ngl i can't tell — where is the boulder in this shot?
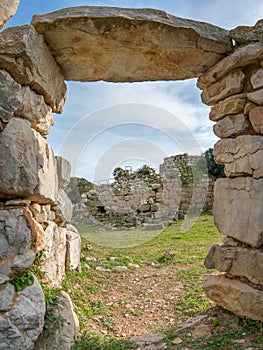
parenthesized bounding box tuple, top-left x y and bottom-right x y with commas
(201, 69, 245, 106)
(249, 106, 263, 134)
(40, 223, 66, 287)
(214, 135, 263, 178)
(209, 94, 246, 122)
(0, 118, 58, 203)
(213, 177, 263, 247)
(0, 275, 45, 350)
(34, 291, 79, 350)
(204, 273, 263, 322)
(213, 113, 252, 138)
(31, 6, 232, 82)
(0, 25, 66, 113)
(65, 224, 81, 270)
(205, 244, 263, 285)
(0, 208, 33, 275)
(0, 283, 15, 311)
(250, 68, 263, 89)
(247, 88, 263, 105)
(230, 19, 263, 45)
(197, 42, 263, 89)
(53, 189, 73, 224)
(0, 0, 19, 29)
(56, 156, 71, 188)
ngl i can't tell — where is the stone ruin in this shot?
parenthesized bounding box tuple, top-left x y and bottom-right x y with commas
(72, 154, 215, 229)
(0, 1, 263, 348)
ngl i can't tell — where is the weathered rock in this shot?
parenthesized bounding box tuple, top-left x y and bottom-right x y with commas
(249, 106, 263, 134)
(213, 177, 263, 247)
(17, 86, 54, 135)
(197, 42, 263, 89)
(0, 283, 15, 311)
(230, 19, 263, 45)
(247, 88, 263, 105)
(213, 113, 252, 138)
(53, 189, 73, 224)
(244, 101, 257, 115)
(0, 118, 58, 203)
(6, 199, 31, 206)
(204, 273, 263, 322)
(0, 70, 54, 134)
(0, 208, 32, 263)
(0, 275, 45, 350)
(34, 291, 79, 350)
(65, 224, 81, 270)
(0, 69, 22, 125)
(205, 244, 263, 285)
(56, 156, 71, 189)
(0, 0, 19, 29)
(192, 324, 212, 340)
(41, 223, 66, 287)
(250, 68, 263, 90)
(209, 94, 246, 121)
(214, 136, 263, 178)
(201, 69, 245, 106)
(0, 25, 66, 113)
(31, 7, 232, 82)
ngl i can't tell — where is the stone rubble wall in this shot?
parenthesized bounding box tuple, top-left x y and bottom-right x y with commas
(198, 19, 263, 322)
(72, 154, 215, 228)
(0, 18, 80, 349)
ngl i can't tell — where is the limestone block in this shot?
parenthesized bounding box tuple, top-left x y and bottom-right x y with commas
(31, 6, 232, 82)
(214, 136, 263, 178)
(250, 68, 263, 89)
(34, 291, 79, 350)
(53, 189, 73, 224)
(230, 19, 263, 45)
(0, 70, 54, 134)
(0, 69, 22, 124)
(201, 69, 245, 106)
(244, 101, 257, 115)
(209, 94, 246, 122)
(213, 113, 251, 138)
(30, 203, 55, 224)
(0, 283, 15, 311)
(41, 223, 66, 287)
(205, 244, 263, 285)
(204, 273, 263, 322)
(247, 88, 263, 105)
(198, 42, 263, 89)
(65, 224, 81, 270)
(17, 86, 54, 135)
(0, 275, 45, 350)
(0, 0, 19, 29)
(0, 118, 58, 203)
(213, 177, 263, 247)
(249, 106, 263, 134)
(56, 156, 71, 188)
(0, 25, 66, 113)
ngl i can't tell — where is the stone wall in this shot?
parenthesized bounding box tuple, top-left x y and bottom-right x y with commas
(0, 6, 80, 349)
(72, 154, 215, 228)
(197, 20, 263, 321)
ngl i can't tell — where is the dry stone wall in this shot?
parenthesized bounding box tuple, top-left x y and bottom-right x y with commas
(0, 9, 80, 349)
(198, 20, 263, 322)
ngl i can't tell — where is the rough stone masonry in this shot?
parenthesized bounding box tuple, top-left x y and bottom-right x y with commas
(0, 1, 262, 348)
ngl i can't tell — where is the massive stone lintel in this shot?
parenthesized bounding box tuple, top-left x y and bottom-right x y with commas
(0, 0, 20, 29)
(31, 6, 232, 82)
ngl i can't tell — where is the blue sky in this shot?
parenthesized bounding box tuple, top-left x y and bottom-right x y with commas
(6, 0, 263, 181)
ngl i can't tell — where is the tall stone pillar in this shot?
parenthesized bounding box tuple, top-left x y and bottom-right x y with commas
(197, 20, 263, 321)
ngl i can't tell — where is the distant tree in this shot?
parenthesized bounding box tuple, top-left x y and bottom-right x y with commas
(197, 148, 225, 179)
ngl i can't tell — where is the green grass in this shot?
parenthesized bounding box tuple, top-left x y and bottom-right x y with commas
(59, 214, 263, 349)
